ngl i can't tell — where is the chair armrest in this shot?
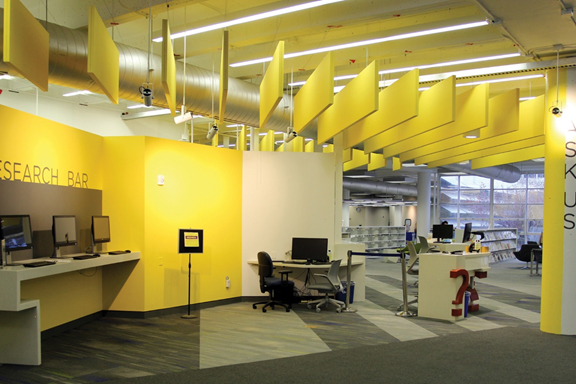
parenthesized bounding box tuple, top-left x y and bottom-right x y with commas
(279, 269, 293, 283)
(312, 273, 339, 291)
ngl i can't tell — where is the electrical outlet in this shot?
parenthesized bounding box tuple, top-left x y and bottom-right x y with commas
(225, 276, 231, 288)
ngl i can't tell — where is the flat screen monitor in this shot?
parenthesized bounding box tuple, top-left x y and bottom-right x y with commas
(432, 224, 453, 241)
(52, 215, 78, 247)
(92, 216, 111, 244)
(291, 237, 328, 262)
(462, 222, 473, 242)
(0, 215, 33, 252)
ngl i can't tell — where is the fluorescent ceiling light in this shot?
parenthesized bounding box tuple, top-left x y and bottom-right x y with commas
(154, 0, 343, 42)
(127, 104, 150, 109)
(455, 74, 544, 87)
(378, 53, 521, 75)
(63, 90, 92, 97)
(289, 53, 521, 87)
(520, 96, 537, 101)
(226, 124, 244, 127)
(418, 74, 545, 91)
(231, 20, 489, 67)
(0, 74, 13, 80)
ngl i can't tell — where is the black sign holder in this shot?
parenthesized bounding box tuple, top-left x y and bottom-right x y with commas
(178, 229, 204, 319)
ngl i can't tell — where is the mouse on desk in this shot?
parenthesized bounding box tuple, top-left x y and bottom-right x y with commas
(125, 250, 131, 253)
(93, 254, 100, 257)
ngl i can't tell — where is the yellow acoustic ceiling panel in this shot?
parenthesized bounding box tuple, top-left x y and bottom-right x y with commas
(219, 30, 229, 123)
(427, 136, 545, 168)
(260, 41, 284, 129)
(294, 52, 334, 133)
(426, 95, 544, 167)
(343, 149, 370, 172)
(260, 130, 276, 152)
(471, 144, 545, 169)
(161, 19, 176, 115)
(88, 6, 119, 104)
(397, 83, 489, 162)
(344, 69, 419, 149)
(3, 0, 49, 91)
(343, 148, 353, 163)
(415, 89, 520, 165)
(305, 140, 316, 152)
(392, 157, 402, 171)
(317, 61, 379, 144)
(368, 153, 387, 171)
(323, 144, 334, 153)
(237, 126, 247, 151)
(364, 76, 455, 154)
(276, 143, 285, 152)
(292, 137, 305, 152)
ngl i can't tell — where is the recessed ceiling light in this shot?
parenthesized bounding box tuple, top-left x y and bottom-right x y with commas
(62, 90, 92, 97)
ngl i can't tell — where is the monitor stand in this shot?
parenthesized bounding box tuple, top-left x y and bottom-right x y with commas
(52, 247, 62, 259)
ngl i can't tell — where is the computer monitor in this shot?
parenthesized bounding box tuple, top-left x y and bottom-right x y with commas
(0, 215, 33, 261)
(462, 222, 473, 242)
(432, 224, 453, 241)
(91, 216, 110, 247)
(291, 237, 328, 263)
(52, 215, 77, 257)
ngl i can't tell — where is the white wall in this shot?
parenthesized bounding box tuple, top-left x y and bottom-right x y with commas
(242, 151, 336, 296)
(365, 207, 390, 226)
(0, 88, 184, 139)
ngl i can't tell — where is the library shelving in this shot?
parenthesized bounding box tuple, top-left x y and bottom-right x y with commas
(342, 226, 406, 252)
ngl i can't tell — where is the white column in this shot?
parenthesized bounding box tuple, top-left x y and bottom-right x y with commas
(333, 133, 344, 243)
(417, 171, 432, 237)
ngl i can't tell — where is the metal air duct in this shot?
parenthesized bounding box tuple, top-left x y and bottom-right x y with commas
(343, 178, 418, 197)
(0, 10, 290, 130)
(441, 163, 522, 183)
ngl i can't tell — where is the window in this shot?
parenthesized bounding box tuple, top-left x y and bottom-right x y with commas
(439, 173, 544, 247)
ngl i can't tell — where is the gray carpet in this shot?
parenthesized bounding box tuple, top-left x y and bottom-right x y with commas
(111, 327, 576, 384)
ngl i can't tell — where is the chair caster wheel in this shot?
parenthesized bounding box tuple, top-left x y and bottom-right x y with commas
(336, 308, 342, 313)
(307, 305, 312, 309)
(270, 305, 275, 310)
(262, 308, 266, 313)
(286, 308, 290, 312)
(252, 304, 257, 309)
(316, 307, 321, 313)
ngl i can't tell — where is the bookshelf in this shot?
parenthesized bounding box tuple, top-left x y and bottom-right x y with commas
(342, 226, 406, 253)
(479, 228, 518, 262)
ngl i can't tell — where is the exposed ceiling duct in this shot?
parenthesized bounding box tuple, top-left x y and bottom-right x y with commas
(0, 9, 291, 130)
(343, 177, 418, 197)
(441, 163, 522, 183)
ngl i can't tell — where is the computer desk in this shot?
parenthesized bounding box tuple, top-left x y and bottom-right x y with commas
(248, 259, 366, 301)
(0, 252, 140, 365)
(418, 251, 490, 321)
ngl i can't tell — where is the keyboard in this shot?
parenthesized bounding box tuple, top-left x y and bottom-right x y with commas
(108, 251, 129, 255)
(311, 261, 332, 265)
(24, 261, 56, 267)
(284, 260, 307, 264)
(73, 254, 100, 260)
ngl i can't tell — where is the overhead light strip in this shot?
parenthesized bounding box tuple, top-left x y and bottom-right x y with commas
(417, 74, 545, 91)
(230, 20, 489, 67)
(288, 53, 521, 86)
(153, 0, 344, 42)
(62, 90, 93, 97)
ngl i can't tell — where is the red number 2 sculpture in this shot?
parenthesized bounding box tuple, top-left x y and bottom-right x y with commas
(450, 269, 470, 317)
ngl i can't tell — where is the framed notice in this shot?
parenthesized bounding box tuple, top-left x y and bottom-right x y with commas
(178, 229, 204, 254)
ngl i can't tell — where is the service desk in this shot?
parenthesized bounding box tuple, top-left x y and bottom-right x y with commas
(418, 252, 490, 321)
(430, 242, 469, 253)
(248, 259, 366, 301)
(0, 252, 140, 365)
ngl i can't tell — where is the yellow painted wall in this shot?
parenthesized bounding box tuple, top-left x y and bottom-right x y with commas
(143, 138, 243, 310)
(102, 137, 146, 311)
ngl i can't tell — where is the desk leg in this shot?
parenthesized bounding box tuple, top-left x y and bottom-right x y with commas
(0, 305, 41, 365)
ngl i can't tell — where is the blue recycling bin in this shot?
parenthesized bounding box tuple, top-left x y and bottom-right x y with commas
(336, 281, 355, 304)
(464, 291, 471, 317)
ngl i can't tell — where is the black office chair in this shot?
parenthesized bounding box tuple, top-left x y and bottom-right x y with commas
(513, 243, 541, 270)
(253, 251, 294, 313)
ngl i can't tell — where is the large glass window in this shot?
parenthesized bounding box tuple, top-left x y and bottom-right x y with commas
(439, 173, 544, 247)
